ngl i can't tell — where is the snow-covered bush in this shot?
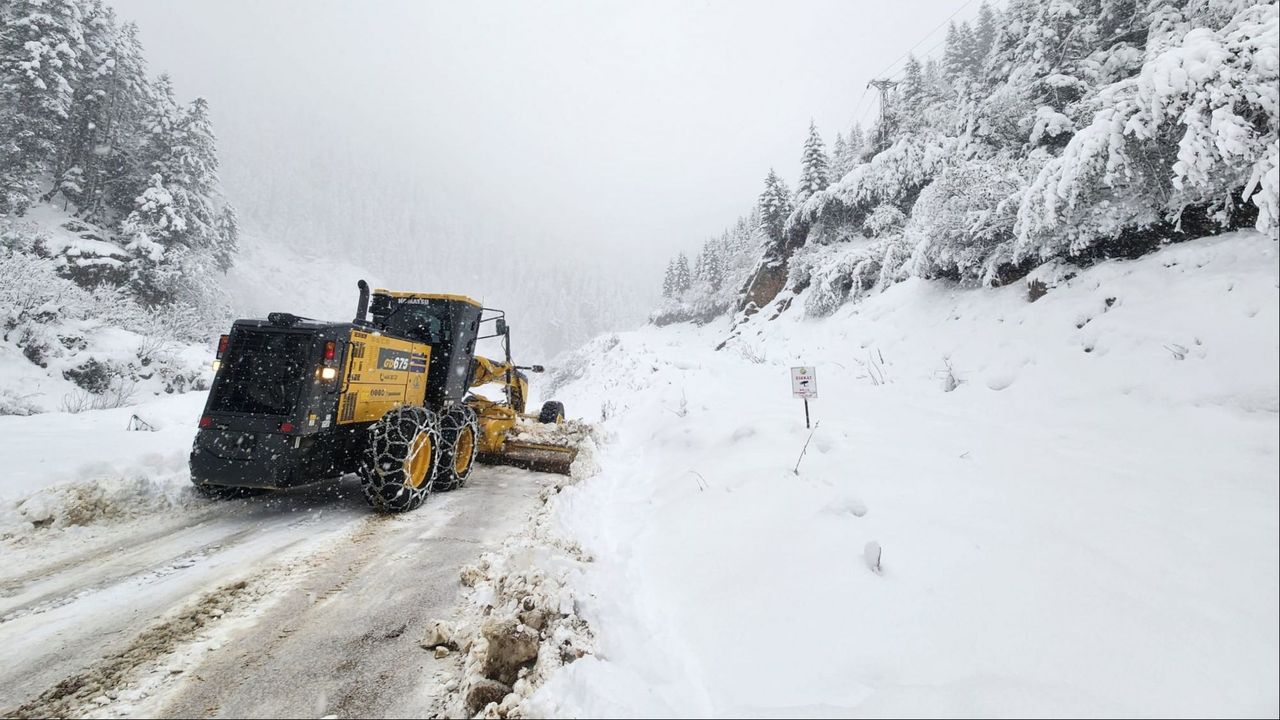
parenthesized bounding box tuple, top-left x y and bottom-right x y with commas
(864, 204, 906, 238)
(0, 387, 39, 416)
(908, 157, 1035, 284)
(791, 238, 903, 318)
(0, 249, 87, 341)
(1, 235, 215, 412)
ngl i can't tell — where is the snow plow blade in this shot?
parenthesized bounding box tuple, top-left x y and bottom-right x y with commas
(478, 441, 577, 475)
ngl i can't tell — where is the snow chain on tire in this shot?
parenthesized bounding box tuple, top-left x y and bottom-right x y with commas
(359, 405, 442, 513)
(434, 405, 480, 492)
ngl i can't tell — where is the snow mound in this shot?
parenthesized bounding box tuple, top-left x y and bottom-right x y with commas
(0, 393, 208, 538)
(507, 418, 598, 450)
(434, 439, 601, 718)
(3, 469, 198, 539)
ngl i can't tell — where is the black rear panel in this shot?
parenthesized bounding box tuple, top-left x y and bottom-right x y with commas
(209, 329, 313, 416)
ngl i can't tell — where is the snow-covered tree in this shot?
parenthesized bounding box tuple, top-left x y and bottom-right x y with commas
(846, 123, 865, 163)
(672, 252, 692, 294)
(757, 169, 793, 246)
(0, 0, 85, 213)
(831, 133, 850, 181)
(973, 1, 1000, 73)
(1016, 2, 1280, 259)
(698, 238, 728, 290)
(797, 121, 830, 202)
(899, 55, 926, 118)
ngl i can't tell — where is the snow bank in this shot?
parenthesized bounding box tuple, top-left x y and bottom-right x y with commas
(0, 393, 207, 537)
(431, 440, 602, 718)
(532, 232, 1279, 717)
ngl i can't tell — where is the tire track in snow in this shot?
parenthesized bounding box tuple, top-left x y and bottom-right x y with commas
(1, 515, 385, 720)
(0, 507, 223, 598)
(0, 503, 336, 625)
(0, 528, 255, 625)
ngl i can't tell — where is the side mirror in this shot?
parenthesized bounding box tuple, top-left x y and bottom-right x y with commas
(531, 365, 545, 373)
(495, 318, 508, 336)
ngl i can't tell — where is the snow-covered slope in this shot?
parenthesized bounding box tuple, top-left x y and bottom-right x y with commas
(530, 232, 1279, 717)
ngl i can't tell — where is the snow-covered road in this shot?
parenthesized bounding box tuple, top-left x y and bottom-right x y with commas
(0, 445, 548, 718)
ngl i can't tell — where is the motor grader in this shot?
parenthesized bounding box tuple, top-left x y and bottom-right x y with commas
(189, 281, 576, 512)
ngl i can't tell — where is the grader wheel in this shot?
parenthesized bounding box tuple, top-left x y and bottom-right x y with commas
(434, 405, 480, 492)
(359, 405, 441, 513)
(537, 401, 565, 424)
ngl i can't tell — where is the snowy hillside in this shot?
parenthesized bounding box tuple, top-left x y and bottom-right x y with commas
(657, 1, 1278, 330)
(528, 231, 1278, 717)
(0, 204, 378, 414)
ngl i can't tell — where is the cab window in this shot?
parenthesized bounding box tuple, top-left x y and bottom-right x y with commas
(379, 304, 450, 345)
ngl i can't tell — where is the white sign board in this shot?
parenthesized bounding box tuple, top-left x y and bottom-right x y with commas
(791, 366, 818, 399)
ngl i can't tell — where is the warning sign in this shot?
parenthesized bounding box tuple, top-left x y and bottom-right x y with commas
(791, 366, 818, 399)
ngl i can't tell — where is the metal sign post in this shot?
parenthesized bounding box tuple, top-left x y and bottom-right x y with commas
(790, 366, 818, 428)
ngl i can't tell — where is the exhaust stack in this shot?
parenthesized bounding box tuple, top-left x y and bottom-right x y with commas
(355, 279, 370, 325)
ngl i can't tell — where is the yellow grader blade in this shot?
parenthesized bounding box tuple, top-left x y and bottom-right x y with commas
(478, 441, 577, 475)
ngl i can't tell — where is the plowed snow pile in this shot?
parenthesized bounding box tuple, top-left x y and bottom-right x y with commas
(528, 232, 1279, 717)
(428, 436, 602, 718)
(0, 393, 207, 539)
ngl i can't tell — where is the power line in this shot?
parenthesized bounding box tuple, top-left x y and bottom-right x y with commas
(887, 34, 952, 81)
(870, 0, 977, 80)
(845, 86, 872, 132)
(838, 0, 981, 138)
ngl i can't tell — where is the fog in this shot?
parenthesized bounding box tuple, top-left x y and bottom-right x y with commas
(111, 0, 971, 352)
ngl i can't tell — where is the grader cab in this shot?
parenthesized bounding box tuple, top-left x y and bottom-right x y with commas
(189, 281, 578, 513)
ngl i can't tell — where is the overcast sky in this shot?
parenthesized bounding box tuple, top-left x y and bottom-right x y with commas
(112, 0, 978, 274)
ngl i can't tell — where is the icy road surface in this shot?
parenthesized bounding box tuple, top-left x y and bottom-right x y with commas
(0, 399, 548, 718)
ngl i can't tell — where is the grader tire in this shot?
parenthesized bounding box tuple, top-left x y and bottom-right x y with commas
(434, 405, 480, 492)
(537, 401, 565, 424)
(359, 405, 441, 513)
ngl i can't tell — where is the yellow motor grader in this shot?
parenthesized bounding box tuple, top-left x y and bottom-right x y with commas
(189, 281, 576, 512)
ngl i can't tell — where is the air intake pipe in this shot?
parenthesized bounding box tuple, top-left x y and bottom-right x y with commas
(355, 279, 370, 326)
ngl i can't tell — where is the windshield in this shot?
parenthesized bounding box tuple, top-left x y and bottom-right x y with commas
(376, 303, 450, 345)
(208, 330, 312, 416)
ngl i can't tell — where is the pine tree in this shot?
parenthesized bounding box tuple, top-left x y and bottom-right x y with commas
(49, 0, 113, 206)
(899, 54, 926, 116)
(662, 259, 676, 298)
(213, 204, 239, 272)
(0, 0, 85, 213)
(92, 19, 151, 219)
(704, 239, 727, 290)
(673, 253, 692, 294)
(972, 2, 999, 81)
(943, 21, 981, 87)
(846, 123, 865, 163)
(831, 133, 850, 180)
(757, 169, 793, 246)
(797, 120, 830, 202)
